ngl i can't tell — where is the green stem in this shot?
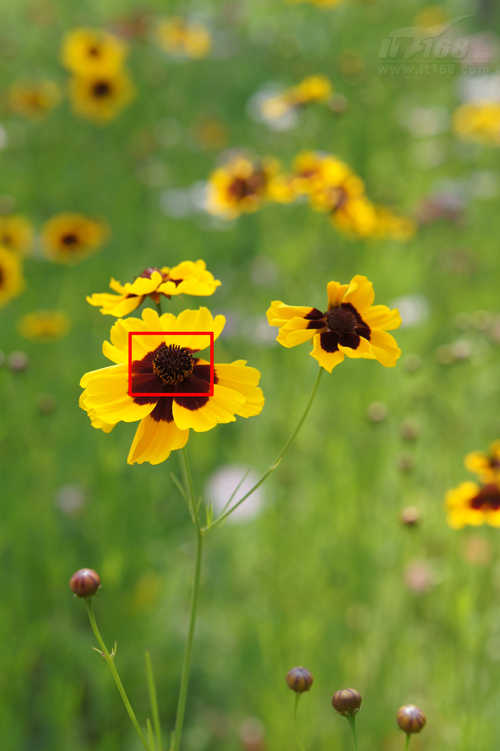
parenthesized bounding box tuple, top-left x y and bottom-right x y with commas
(171, 448, 204, 751)
(346, 715, 359, 751)
(155, 300, 163, 316)
(403, 734, 411, 751)
(85, 599, 151, 751)
(293, 694, 306, 751)
(146, 651, 163, 751)
(203, 367, 324, 532)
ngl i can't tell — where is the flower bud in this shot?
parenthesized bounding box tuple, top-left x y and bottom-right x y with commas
(396, 705, 426, 734)
(286, 667, 313, 693)
(69, 568, 101, 598)
(331, 688, 362, 716)
(400, 506, 419, 527)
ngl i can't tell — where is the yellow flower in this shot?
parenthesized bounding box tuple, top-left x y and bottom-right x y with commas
(156, 18, 211, 59)
(41, 213, 109, 264)
(8, 79, 61, 120)
(446, 481, 500, 529)
(0, 215, 34, 255)
(267, 275, 401, 372)
(79, 307, 264, 465)
(453, 102, 500, 147)
(286, 75, 333, 106)
(373, 208, 417, 242)
(206, 155, 280, 219)
(0, 246, 25, 307)
(69, 69, 135, 123)
(61, 28, 128, 75)
(414, 5, 449, 31)
(18, 310, 71, 342)
(87, 261, 221, 317)
(465, 441, 500, 484)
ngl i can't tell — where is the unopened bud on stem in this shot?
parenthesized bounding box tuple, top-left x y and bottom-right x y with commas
(286, 667, 313, 693)
(331, 688, 362, 716)
(70, 568, 101, 598)
(396, 705, 426, 734)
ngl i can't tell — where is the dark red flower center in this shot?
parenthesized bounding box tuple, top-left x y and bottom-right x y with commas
(139, 267, 163, 279)
(61, 233, 79, 246)
(470, 484, 500, 511)
(152, 344, 194, 386)
(228, 171, 266, 201)
(326, 306, 358, 335)
(92, 81, 111, 98)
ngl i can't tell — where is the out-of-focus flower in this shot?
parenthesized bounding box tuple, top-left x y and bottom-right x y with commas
(366, 401, 388, 422)
(61, 28, 128, 75)
(390, 295, 429, 329)
(192, 117, 228, 150)
(8, 79, 61, 120)
(453, 101, 500, 147)
(206, 154, 279, 219)
(18, 310, 71, 342)
(416, 192, 465, 225)
(286, 0, 344, 7)
(0, 246, 25, 307)
(239, 718, 265, 751)
(41, 213, 109, 264)
(56, 484, 85, 514)
(8, 351, 29, 372)
(414, 5, 449, 30)
(446, 481, 500, 529)
(257, 75, 332, 128)
(69, 69, 135, 123)
(400, 507, 419, 526)
(87, 261, 221, 317)
(404, 560, 434, 593)
(462, 534, 493, 566)
(79, 308, 264, 465)
(465, 441, 500, 484)
(0, 215, 33, 254)
(205, 465, 264, 522)
(156, 18, 211, 59)
(267, 275, 401, 372)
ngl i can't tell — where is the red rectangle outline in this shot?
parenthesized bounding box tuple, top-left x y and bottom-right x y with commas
(128, 331, 214, 398)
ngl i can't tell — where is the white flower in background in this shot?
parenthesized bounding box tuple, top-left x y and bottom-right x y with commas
(404, 106, 449, 137)
(247, 87, 299, 131)
(205, 464, 264, 523)
(391, 294, 430, 328)
(56, 485, 85, 514)
(458, 72, 500, 103)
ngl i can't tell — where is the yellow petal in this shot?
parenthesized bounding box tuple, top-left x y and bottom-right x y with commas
(127, 415, 189, 465)
(310, 334, 345, 372)
(369, 329, 401, 367)
(172, 383, 245, 432)
(342, 275, 375, 313)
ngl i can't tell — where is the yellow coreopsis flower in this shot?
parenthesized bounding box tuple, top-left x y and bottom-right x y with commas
(8, 80, 61, 120)
(287, 75, 332, 106)
(0, 246, 25, 307)
(61, 28, 128, 75)
(465, 441, 500, 484)
(79, 307, 264, 465)
(156, 18, 211, 59)
(87, 261, 221, 317)
(267, 275, 401, 372)
(446, 481, 500, 529)
(206, 155, 280, 219)
(41, 213, 109, 264)
(453, 101, 500, 147)
(69, 69, 135, 123)
(0, 215, 34, 255)
(18, 310, 71, 342)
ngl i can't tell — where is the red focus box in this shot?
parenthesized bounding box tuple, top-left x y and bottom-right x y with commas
(128, 331, 215, 398)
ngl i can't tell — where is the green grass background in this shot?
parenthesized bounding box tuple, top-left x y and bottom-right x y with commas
(1, 0, 500, 749)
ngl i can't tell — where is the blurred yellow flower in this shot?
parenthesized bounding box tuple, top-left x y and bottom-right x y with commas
(87, 261, 221, 317)
(446, 481, 500, 529)
(286, 0, 344, 6)
(0, 246, 25, 307)
(453, 102, 500, 147)
(267, 275, 402, 372)
(61, 28, 128, 75)
(18, 311, 71, 342)
(69, 69, 135, 123)
(156, 18, 211, 59)
(79, 308, 264, 465)
(414, 6, 449, 31)
(42, 213, 109, 264)
(465, 441, 500, 484)
(373, 208, 417, 242)
(259, 75, 332, 125)
(206, 155, 280, 219)
(0, 215, 34, 255)
(8, 79, 61, 120)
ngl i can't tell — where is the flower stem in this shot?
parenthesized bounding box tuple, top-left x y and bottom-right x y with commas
(403, 734, 411, 751)
(85, 599, 151, 751)
(293, 694, 306, 751)
(346, 715, 359, 751)
(155, 300, 163, 316)
(203, 367, 324, 531)
(170, 447, 204, 751)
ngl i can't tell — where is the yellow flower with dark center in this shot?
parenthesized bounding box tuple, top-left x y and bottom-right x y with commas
(156, 18, 211, 59)
(79, 308, 264, 465)
(0, 246, 25, 307)
(206, 155, 279, 218)
(0, 215, 34, 255)
(18, 311, 71, 342)
(8, 80, 61, 120)
(69, 69, 135, 123)
(453, 102, 500, 147)
(465, 441, 500, 484)
(446, 481, 500, 529)
(267, 275, 401, 372)
(61, 28, 128, 75)
(87, 261, 221, 317)
(42, 213, 109, 264)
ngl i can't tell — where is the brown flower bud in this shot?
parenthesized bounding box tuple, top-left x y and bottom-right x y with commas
(396, 705, 426, 734)
(400, 506, 419, 527)
(286, 667, 313, 693)
(69, 568, 101, 598)
(331, 688, 362, 716)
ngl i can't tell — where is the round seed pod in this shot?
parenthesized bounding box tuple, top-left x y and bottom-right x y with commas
(69, 568, 101, 598)
(396, 705, 426, 734)
(331, 688, 362, 716)
(286, 667, 313, 693)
